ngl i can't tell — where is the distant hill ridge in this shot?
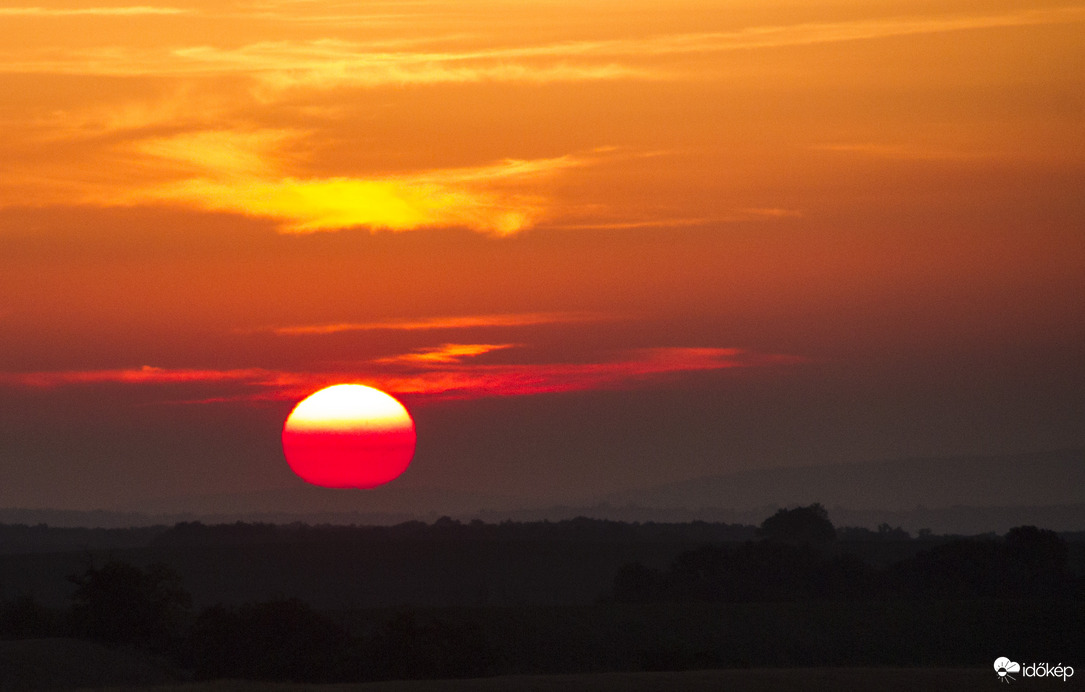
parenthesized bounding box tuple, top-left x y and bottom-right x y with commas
(1, 450, 1081, 532)
(604, 449, 1085, 512)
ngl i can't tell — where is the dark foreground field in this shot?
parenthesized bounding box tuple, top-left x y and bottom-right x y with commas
(0, 638, 1008, 692)
(170, 668, 1037, 692)
(90, 669, 1042, 691)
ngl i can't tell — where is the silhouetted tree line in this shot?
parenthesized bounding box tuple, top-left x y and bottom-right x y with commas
(0, 559, 494, 683)
(0, 523, 168, 554)
(609, 506, 1081, 603)
(151, 516, 758, 546)
(0, 508, 1081, 682)
(5, 514, 1079, 555)
(182, 599, 490, 681)
(0, 518, 759, 556)
(836, 523, 914, 541)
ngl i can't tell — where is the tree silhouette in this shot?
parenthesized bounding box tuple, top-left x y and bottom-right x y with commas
(68, 560, 191, 653)
(1003, 525, 1070, 596)
(0, 594, 60, 639)
(758, 503, 836, 545)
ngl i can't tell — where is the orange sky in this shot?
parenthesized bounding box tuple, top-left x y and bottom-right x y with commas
(1, 0, 1083, 510)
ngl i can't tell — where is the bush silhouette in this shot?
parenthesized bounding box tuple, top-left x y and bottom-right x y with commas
(68, 560, 190, 653)
(1002, 526, 1071, 597)
(0, 594, 61, 639)
(758, 503, 836, 545)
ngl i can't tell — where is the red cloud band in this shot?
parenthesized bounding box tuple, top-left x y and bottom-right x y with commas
(0, 347, 802, 402)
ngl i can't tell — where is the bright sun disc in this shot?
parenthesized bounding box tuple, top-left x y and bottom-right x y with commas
(282, 384, 416, 488)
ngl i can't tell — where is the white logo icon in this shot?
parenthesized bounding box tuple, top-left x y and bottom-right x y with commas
(995, 657, 1021, 683)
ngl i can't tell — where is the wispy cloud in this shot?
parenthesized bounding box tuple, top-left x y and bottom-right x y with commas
(138, 160, 573, 235)
(0, 119, 594, 235)
(0, 347, 803, 402)
(6, 4, 1070, 232)
(117, 130, 586, 234)
(214, 0, 450, 28)
(170, 40, 654, 89)
(3, 6, 1081, 84)
(375, 343, 517, 365)
(552, 208, 802, 231)
(268, 312, 600, 335)
(0, 6, 189, 16)
(0, 39, 655, 84)
(631, 6, 1085, 55)
(0, 365, 273, 387)
(551, 217, 711, 231)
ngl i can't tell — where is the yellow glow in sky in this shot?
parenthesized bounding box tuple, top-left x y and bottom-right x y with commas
(2, 0, 1081, 236)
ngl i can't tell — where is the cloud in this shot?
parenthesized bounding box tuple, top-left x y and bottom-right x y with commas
(552, 208, 802, 231)
(0, 6, 189, 16)
(136, 129, 286, 177)
(3, 6, 1082, 84)
(119, 130, 585, 234)
(268, 312, 600, 335)
(9, 4, 1069, 231)
(1, 114, 593, 234)
(375, 343, 518, 365)
(0, 38, 656, 84)
(630, 6, 1085, 55)
(551, 217, 711, 231)
(325, 346, 804, 399)
(0, 365, 273, 387)
(146, 175, 537, 235)
(171, 40, 655, 89)
(0, 347, 803, 403)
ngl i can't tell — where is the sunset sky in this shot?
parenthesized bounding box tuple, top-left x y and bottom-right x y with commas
(1, 0, 1083, 512)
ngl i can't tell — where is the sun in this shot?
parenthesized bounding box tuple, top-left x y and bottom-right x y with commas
(282, 384, 416, 488)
